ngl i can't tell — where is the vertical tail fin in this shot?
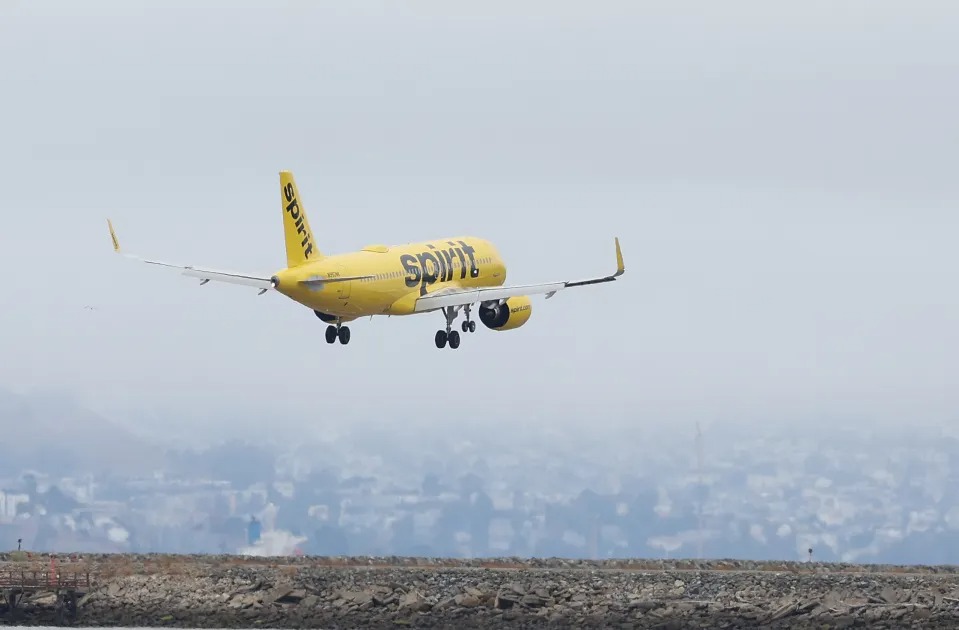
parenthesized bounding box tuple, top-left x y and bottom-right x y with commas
(280, 170, 322, 267)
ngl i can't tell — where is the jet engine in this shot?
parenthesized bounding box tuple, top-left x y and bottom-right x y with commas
(478, 296, 533, 331)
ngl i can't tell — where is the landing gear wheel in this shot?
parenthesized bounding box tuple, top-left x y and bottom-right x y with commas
(468, 321, 476, 333)
(325, 325, 337, 344)
(435, 330, 448, 349)
(448, 330, 461, 349)
(338, 326, 351, 345)
(461, 321, 469, 333)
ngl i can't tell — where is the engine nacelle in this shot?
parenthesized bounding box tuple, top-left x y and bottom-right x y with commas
(479, 296, 533, 331)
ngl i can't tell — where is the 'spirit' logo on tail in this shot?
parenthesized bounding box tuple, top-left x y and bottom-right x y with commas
(284, 183, 314, 260)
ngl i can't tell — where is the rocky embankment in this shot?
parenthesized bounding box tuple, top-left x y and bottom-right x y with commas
(3, 554, 959, 627)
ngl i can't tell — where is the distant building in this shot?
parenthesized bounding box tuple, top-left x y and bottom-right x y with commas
(247, 516, 261, 545)
(0, 492, 30, 524)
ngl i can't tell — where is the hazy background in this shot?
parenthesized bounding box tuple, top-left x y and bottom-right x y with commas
(1, 0, 958, 444)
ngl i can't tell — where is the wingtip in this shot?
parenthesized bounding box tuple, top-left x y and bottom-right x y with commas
(614, 236, 625, 276)
(107, 218, 120, 253)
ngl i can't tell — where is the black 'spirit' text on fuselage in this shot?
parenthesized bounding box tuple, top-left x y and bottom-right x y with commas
(401, 241, 479, 295)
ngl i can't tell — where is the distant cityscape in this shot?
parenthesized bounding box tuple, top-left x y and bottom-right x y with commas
(3, 386, 959, 565)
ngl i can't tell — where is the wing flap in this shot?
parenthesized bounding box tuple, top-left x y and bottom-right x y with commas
(413, 282, 566, 312)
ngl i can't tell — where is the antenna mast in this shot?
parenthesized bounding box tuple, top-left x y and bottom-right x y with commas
(695, 422, 704, 559)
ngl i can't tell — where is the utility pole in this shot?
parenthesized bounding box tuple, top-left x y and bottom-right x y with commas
(695, 422, 704, 560)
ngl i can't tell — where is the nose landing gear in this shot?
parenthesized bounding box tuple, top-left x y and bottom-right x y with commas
(460, 305, 477, 333)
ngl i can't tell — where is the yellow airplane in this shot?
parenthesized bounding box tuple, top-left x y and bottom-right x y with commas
(107, 171, 625, 349)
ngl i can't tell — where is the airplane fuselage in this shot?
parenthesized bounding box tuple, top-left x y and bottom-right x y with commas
(270, 236, 507, 320)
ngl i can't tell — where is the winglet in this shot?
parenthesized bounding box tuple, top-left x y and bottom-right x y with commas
(561, 237, 625, 289)
(613, 237, 625, 277)
(108, 219, 121, 253)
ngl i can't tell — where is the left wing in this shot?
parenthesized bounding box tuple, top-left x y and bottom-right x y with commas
(413, 237, 625, 312)
(107, 219, 277, 294)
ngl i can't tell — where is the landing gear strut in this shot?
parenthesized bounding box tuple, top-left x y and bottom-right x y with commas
(325, 319, 350, 345)
(435, 306, 462, 349)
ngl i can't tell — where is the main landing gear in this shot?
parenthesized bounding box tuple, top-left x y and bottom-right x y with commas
(435, 305, 476, 349)
(325, 321, 350, 345)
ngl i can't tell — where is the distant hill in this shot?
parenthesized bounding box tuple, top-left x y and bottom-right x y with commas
(0, 387, 165, 477)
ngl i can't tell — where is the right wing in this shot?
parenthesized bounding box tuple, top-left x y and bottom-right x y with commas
(412, 237, 626, 312)
(107, 219, 277, 294)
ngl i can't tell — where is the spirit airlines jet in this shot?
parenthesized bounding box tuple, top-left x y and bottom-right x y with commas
(107, 171, 625, 349)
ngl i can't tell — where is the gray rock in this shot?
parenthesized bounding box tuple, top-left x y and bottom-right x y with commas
(4, 553, 959, 627)
(453, 593, 481, 607)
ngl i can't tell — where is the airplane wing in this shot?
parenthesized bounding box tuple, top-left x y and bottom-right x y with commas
(299, 274, 376, 287)
(412, 237, 625, 312)
(107, 219, 277, 294)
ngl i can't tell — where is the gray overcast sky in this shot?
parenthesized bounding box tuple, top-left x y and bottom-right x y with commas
(1, 1, 958, 438)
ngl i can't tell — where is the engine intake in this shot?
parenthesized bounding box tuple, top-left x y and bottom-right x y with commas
(479, 296, 533, 331)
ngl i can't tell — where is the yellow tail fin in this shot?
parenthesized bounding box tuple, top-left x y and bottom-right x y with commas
(280, 170, 321, 267)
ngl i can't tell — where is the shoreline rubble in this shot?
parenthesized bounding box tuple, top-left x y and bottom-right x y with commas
(1, 554, 958, 627)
